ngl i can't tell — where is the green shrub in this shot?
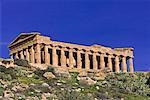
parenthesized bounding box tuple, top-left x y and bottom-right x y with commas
(14, 59, 31, 67)
(103, 73, 150, 96)
(33, 69, 46, 78)
(56, 89, 94, 100)
(18, 77, 44, 85)
(47, 66, 54, 72)
(0, 65, 7, 72)
(0, 87, 4, 96)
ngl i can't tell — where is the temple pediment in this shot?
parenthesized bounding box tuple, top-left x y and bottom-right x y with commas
(9, 32, 40, 47)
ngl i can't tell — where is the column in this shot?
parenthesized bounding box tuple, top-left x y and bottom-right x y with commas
(115, 55, 120, 73)
(45, 45, 50, 64)
(52, 47, 57, 66)
(20, 50, 24, 59)
(36, 44, 41, 64)
(77, 50, 82, 69)
(26, 48, 30, 62)
(61, 48, 66, 67)
(100, 53, 105, 69)
(129, 57, 134, 73)
(93, 53, 97, 70)
(16, 52, 19, 59)
(122, 56, 127, 73)
(107, 54, 112, 71)
(10, 54, 13, 59)
(69, 49, 74, 68)
(85, 51, 90, 70)
(31, 46, 35, 63)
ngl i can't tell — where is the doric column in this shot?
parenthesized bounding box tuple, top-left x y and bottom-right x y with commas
(61, 48, 66, 67)
(115, 55, 120, 73)
(10, 54, 13, 59)
(77, 50, 82, 69)
(100, 53, 105, 69)
(16, 52, 19, 59)
(52, 47, 57, 66)
(129, 57, 134, 73)
(20, 50, 24, 59)
(107, 54, 112, 71)
(85, 51, 90, 70)
(122, 56, 127, 73)
(36, 44, 41, 64)
(93, 53, 97, 70)
(69, 49, 74, 68)
(31, 46, 35, 63)
(45, 45, 50, 64)
(26, 48, 30, 61)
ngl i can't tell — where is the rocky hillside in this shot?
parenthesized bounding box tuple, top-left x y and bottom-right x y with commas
(0, 59, 150, 100)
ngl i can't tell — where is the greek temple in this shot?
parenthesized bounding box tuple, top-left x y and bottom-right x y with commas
(8, 32, 134, 73)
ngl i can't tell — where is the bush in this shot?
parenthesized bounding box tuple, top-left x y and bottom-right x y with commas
(47, 66, 54, 72)
(0, 72, 12, 81)
(0, 65, 7, 72)
(0, 86, 4, 96)
(33, 69, 46, 78)
(18, 77, 44, 85)
(14, 59, 31, 67)
(56, 89, 94, 100)
(103, 73, 150, 96)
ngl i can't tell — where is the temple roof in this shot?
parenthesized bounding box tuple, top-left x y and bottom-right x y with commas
(8, 32, 40, 47)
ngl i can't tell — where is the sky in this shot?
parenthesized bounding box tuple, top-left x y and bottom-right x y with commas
(0, 0, 150, 71)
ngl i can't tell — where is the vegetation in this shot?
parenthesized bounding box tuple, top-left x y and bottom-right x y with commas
(0, 63, 149, 100)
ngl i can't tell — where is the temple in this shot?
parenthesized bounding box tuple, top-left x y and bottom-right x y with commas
(8, 32, 134, 73)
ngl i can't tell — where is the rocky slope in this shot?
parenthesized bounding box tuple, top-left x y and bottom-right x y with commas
(0, 59, 150, 100)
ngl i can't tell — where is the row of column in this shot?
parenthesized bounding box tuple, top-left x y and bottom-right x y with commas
(45, 46, 134, 73)
(10, 44, 41, 64)
(10, 44, 134, 73)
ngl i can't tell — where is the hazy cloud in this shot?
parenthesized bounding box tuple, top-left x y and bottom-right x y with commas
(0, 42, 9, 45)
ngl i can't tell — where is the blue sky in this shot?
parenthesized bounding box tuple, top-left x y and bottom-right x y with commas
(0, 0, 150, 71)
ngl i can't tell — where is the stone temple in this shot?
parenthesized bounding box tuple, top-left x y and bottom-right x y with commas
(8, 32, 134, 73)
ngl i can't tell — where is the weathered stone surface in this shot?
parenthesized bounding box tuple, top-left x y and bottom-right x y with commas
(53, 67, 71, 78)
(30, 63, 48, 70)
(4, 90, 14, 98)
(93, 68, 111, 81)
(42, 83, 49, 87)
(41, 93, 57, 100)
(43, 72, 55, 79)
(78, 77, 97, 86)
(78, 70, 88, 77)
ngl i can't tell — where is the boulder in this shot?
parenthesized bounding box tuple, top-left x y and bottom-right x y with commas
(4, 90, 14, 98)
(11, 84, 28, 92)
(43, 72, 55, 80)
(53, 67, 71, 79)
(78, 77, 97, 86)
(93, 68, 111, 81)
(30, 63, 48, 70)
(42, 83, 49, 88)
(41, 93, 57, 100)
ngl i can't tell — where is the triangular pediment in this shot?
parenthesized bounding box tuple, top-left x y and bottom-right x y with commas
(9, 32, 40, 47)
